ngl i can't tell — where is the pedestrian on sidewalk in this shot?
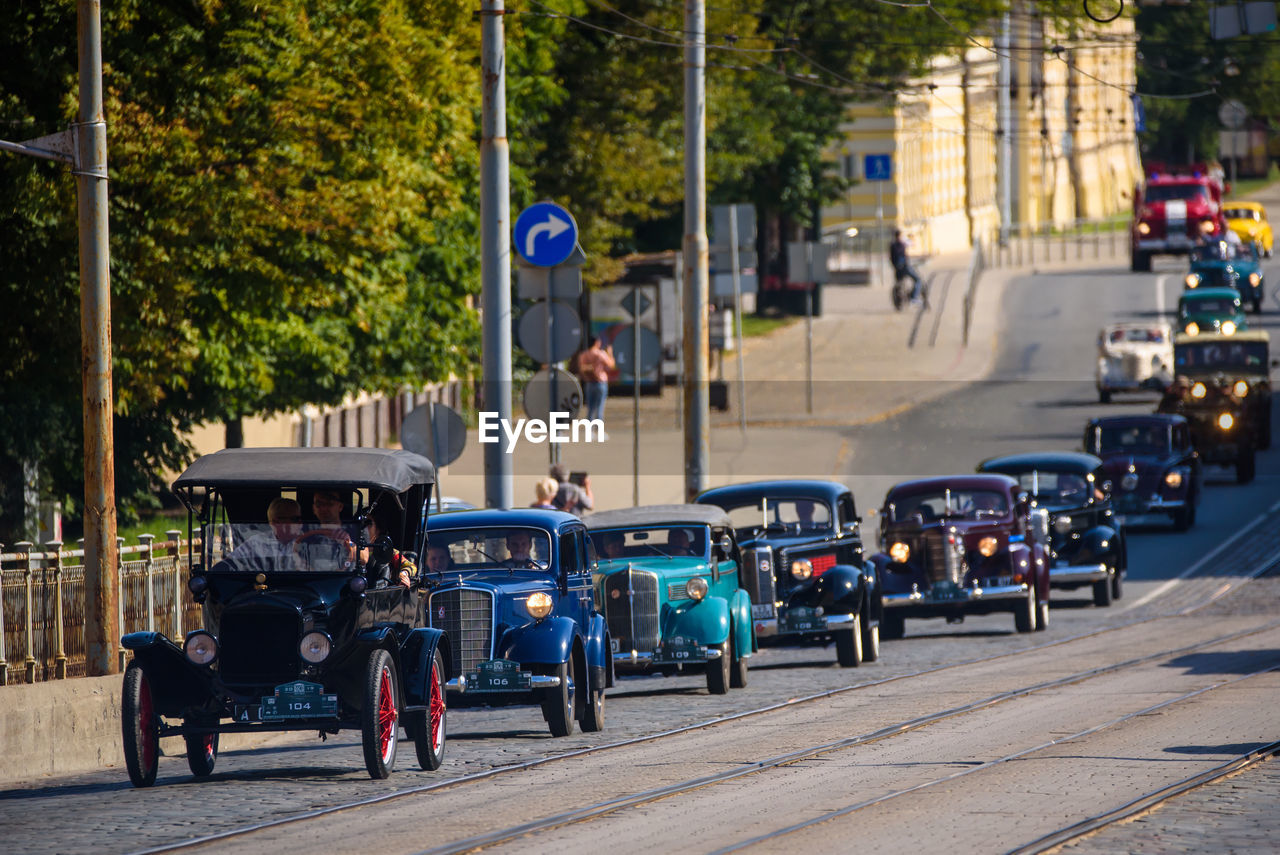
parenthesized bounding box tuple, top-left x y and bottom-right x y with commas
(576, 336, 616, 434)
(550, 462, 593, 518)
(530, 477, 559, 509)
(890, 229, 925, 305)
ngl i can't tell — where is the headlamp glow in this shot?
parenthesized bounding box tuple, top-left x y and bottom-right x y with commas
(889, 542, 910, 563)
(978, 537, 998, 557)
(685, 577, 709, 600)
(526, 591, 554, 619)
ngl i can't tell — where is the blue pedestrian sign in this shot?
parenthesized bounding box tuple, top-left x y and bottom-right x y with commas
(864, 154, 892, 182)
(514, 202, 578, 267)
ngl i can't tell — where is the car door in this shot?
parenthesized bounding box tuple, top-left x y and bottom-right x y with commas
(561, 529, 593, 629)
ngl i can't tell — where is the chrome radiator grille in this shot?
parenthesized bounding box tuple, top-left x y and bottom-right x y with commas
(742, 547, 775, 606)
(429, 587, 494, 676)
(603, 569, 660, 653)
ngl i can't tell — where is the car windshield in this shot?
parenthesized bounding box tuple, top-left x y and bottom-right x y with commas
(1004, 470, 1093, 505)
(204, 520, 361, 574)
(1174, 340, 1269, 370)
(1224, 208, 1261, 221)
(1145, 184, 1208, 203)
(719, 497, 833, 534)
(1107, 327, 1167, 344)
(1180, 298, 1238, 316)
(890, 489, 1008, 522)
(590, 526, 707, 560)
(1191, 242, 1235, 261)
(1092, 424, 1168, 455)
(424, 527, 551, 574)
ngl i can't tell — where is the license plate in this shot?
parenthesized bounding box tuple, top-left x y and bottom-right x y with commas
(932, 584, 967, 601)
(778, 606, 825, 633)
(659, 636, 706, 662)
(232, 704, 261, 722)
(261, 681, 338, 720)
(751, 603, 776, 619)
(467, 659, 532, 692)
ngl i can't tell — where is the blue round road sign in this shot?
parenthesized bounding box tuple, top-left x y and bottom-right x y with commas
(514, 202, 578, 267)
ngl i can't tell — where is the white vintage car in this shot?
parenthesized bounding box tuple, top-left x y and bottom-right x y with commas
(1096, 323, 1174, 403)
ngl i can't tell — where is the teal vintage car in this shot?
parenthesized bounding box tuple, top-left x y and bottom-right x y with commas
(585, 505, 756, 694)
(1185, 240, 1264, 313)
(1176, 286, 1248, 337)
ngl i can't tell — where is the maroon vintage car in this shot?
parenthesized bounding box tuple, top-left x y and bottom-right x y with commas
(1084, 414, 1200, 530)
(870, 474, 1052, 638)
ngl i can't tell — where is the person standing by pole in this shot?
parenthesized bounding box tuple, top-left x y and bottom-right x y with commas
(576, 336, 616, 438)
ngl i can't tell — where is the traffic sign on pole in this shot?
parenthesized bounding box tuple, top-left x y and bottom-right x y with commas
(523, 367, 583, 421)
(517, 300, 583, 364)
(864, 154, 892, 181)
(514, 202, 578, 267)
(401, 402, 468, 467)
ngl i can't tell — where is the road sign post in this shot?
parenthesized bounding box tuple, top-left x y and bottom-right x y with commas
(865, 154, 892, 289)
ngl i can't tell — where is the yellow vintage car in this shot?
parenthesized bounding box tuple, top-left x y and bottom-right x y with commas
(1223, 201, 1273, 257)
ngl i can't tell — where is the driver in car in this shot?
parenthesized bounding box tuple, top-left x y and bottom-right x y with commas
(667, 529, 697, 556)
(225, 497, 304, 572)
(505, 531, 539, 569)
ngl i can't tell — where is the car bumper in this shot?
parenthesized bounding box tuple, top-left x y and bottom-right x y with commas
(1137, 237, 1194, 253)
(612, 646, 723, 666)
(1049, 562, 1109, 585)
(444, 673, 562, 694)
(1113, 494, 1187, 515)
(753, 610, 857, 639)
(882, 582, 1028, 608)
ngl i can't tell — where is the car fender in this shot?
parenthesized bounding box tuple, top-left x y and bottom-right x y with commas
(662, 597, 731, 647)
(398, 627, 449, 709)
(810, 564, 865, 615)
(1078, 525, 1120, 565)
(860, 562, 883, 626)
(729, 588, 757, 655)
(121, 631, 213, 717)
(582, 612, 613, 691)
(497, 616, 578, 668)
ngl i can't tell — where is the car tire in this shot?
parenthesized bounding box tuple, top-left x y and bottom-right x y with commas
(1111, 569, 1124, 601)
(410, 648, 447, 771)
(1035, 599, 1050, 632)
(1098, 388, 1112, 404)
(860, 611, 880, 663)
(1131, 251, 1151, 273)
(184, 729, 218, 777)
(122, 662, 159, 788)
(835, 614, 863, 667)
(881, 612, 906, 641)
(579, 653, 606, 732)
(1253, 298, 1263, 315)
(1172, 503, 1193, 532)
(1258, 413, 1272, 450)
(1093, 574, 1113, 607)
(541, 658, 576, 737)
(729, 629, 749, 689)
(1014, 587, 1036, 633)
(706, 640, 731, 694)
(1237, 446, 1257, 484)
(361, 649, 399, 779)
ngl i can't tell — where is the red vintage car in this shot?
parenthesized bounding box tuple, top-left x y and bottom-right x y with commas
(1130, 163, 1225, 272)
(870, 474, 1052, 639)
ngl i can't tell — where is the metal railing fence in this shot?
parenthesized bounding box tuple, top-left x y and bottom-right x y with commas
(982, 218, 1127, 270)
(0, 532, 201, 685)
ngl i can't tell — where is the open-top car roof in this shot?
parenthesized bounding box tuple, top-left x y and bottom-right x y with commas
(173, 447, 436, 493)
(979, 451, 1102, 476)
(585, 504, 733, 530)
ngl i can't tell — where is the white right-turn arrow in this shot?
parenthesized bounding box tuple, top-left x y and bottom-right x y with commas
(525, 213, 572, 259)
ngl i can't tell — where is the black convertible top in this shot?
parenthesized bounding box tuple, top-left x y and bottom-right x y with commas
(172, 447, 436, 493)
(585, 504, 733, 530)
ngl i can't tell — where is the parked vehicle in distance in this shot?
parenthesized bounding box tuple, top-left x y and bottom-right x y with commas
(870, 474, 1052, 637)
(1185, 239, 1264, 313)
(696, 480, 880, 667)
(585, 505, 756, 694)
(977, 452, 1125, 606)
(1095, 322, 1174, 403)
(423, 509, 611, 737)
(1176, 286, 1247, 336)
(1223, 201, 1273, 257)
(1158, 331, 1274, 483)
(122, 447, 448, 787)
(1084, 414, 1201, 531)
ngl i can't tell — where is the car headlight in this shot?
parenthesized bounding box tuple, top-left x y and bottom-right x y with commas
(299, 631, 332, 664)
(889, 542, 910, 563)
(526, 591, 554, 619)
(1218, 412, 1235, 430)
(1191, 382, 1207, 399)
(1053, 515, 1073, 534)
(1164, 471, 1183, 488)
(1121, 473, 1139, 491)
(1200, 219, 1217, 234)
(1250, 272, 1261, 285)
(685, 577, 709, 601)
(1222, 321, 1237, 336)
(184, 631, 218, 665)
(1185, 273, 1200, 288)
(790, 560, 813, 580)
(978, 536, 999, 557)
(1186, 321, 1200, 335)
(1234, 380, 1249, 397)
(1138, 222, 1151, 235)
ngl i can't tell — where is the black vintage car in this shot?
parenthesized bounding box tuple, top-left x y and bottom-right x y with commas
(978, 452, 1126, 606)
(1084, 414, 1200, 530)
(696, 480, 881, 667)
(1157, 331, 1273, 484)
(120, 448, 449, 786)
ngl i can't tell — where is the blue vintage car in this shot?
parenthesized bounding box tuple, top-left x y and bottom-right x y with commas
(423, 509, 611, 737)
(696, 480, 880, 667)
(978, 452, 1126, 607)
(585, 505, 756, 694)
(1185, 239, 1264, 313)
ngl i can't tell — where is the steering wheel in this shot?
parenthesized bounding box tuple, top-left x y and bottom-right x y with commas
(292, 529, 354, 571)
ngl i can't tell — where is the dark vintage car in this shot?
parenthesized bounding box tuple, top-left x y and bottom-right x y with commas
(695, 480, 881, 667)
(585, 505, 756, 694)
(978, 452, 1126, 606)
(423, 509, 611, 737)
(871, 474, 1052, 637)
(1185, 239, 1264, 313)
(121, 448, 449, 787)
(1083, 414, 1201, 530)
(1157, 331, 1273, 484)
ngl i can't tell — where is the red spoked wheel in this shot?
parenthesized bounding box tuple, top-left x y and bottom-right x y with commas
(185, 729, 219, 777)
(122, 661, 160, 787)
(412, 649, 447, 771)
(361, 649, 399, 779)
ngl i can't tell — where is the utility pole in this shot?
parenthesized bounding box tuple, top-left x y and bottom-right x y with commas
(682, 0, 710, 502)
(0, 1, 120, 675)
(480, 0, 514, 509)
(997, 11, 1013, 245)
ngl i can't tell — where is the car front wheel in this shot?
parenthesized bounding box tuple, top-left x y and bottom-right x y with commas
(410, 649, 447, 771)
(729, 629, 749, 689)
(541, 658, 576, 737)
(1093, 574, 1113, 607)
(881, 612, 906, 640)
(579, 655, 606, 732)
(184, 729, 218, 777)
(706, 640, 731, 694)
(860, 608, 880, 663)
(122, 662, 159, 788)
(361, 649, 399, 779)
(1014, 587, 1036, 633)
(835, 614, 863, 667)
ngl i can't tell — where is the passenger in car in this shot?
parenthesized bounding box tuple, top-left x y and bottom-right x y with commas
(364, 508, 416, 588)
(224, 497, 304, 572)
(425, 544, 454, 574)
(599, 532, 625, 559)
(667, 528, 697, 556)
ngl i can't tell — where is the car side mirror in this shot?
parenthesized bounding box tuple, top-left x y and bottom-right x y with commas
(718, 533, 733, 555)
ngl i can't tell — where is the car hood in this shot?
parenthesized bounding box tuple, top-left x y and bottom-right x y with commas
(597, 556, 711, 578)
(1100, 453, 1171, 494)
(427, 573, 558, 598)
(736, 530, 837, 551)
